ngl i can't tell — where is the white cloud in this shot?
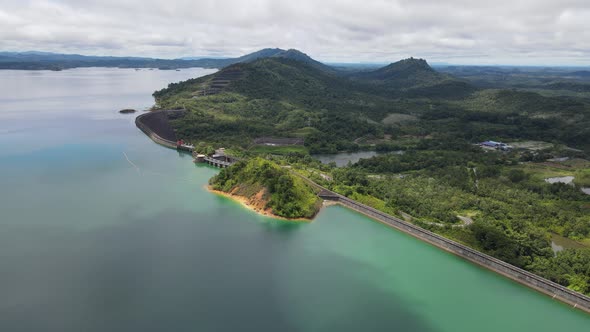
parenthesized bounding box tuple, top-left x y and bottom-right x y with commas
(0, 0, 589, 65)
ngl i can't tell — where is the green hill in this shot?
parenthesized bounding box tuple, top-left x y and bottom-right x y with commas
(209, 158, 322, 219)
(153, 58, 397, 152)
(353, 58, 437, 83)
(153, 53, 590, 154)
(351, 58, 476, 98)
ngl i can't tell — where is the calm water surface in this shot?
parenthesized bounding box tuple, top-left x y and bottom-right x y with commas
(1, 68, 589, 331)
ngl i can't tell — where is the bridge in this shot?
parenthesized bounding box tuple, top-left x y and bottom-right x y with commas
(203, 156, 233, 168)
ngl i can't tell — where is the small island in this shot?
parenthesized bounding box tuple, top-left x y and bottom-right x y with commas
(119, 108, 137, 114)
(208, 158, 322, 220)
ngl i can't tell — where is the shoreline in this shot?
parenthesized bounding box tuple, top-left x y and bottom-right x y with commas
(327, 198, 590, 314)
(135, 121, 590, 314)
(206, 185, 314, 222)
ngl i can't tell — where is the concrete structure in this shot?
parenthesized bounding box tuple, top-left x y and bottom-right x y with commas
(194, 154, 206, 163)
(136, 111, 236, 168)
(203, 155, 232, 168)
(135, 111, 181, 150)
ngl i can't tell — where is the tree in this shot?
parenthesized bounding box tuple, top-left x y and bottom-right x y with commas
(507, 169, 527, 183)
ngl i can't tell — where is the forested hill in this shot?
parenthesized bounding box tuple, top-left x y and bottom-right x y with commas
(350, 57, 476, 98)
(209, 158, 322, 219)
(153, 57, 394, 151)
(153, 55, 590, 154)
(352, 58, 439, 82)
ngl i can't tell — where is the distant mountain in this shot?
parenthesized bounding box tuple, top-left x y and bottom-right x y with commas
(271, 49, 335, 73)
(0, 51, 189, 70)
(215, 48, 334, 72)
(0, 48, 335, 71)
(179, 56, 230, 60)
(569, 71, 590, 78)
(351, 57, 476, 98)
(234, 48, 285, 62)
(0, 51, 150, 62)
(353, 58, 436, 82)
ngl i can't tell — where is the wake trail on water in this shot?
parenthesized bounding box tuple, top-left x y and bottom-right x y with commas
(123, 151, 141, 174)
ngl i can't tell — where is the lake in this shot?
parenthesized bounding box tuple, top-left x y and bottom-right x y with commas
(0, 68, 588, 331)
(313, 150, 403, 167)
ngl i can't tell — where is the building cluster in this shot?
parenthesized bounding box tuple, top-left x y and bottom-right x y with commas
(479, 140, 512, 151)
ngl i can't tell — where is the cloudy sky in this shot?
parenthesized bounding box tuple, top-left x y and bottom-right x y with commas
(1, 0, 589, 65)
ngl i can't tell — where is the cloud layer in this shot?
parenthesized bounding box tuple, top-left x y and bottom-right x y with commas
(1, 0, 589, 65)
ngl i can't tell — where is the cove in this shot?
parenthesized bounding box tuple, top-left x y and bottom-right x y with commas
(0, 68, 588, 331)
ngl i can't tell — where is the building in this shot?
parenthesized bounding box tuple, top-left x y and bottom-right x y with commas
(480, 140, 511, 150)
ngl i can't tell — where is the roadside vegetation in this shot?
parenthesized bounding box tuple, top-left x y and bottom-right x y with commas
(280, 147, 590, 295)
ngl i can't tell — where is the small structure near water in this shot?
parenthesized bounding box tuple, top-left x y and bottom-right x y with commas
(194, 154, 206, 163)
(479, 140, 511, 151)
(193, 148, 237, 168)
(176, 139, 194, 151)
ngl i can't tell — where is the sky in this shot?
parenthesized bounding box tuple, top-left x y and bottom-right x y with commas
(0, 0, 589, 65)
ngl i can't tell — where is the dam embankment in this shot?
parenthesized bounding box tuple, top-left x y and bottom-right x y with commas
(135, 110, 183, 149)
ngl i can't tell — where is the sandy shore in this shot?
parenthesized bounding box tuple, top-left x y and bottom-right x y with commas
(207, 185, 314, 222)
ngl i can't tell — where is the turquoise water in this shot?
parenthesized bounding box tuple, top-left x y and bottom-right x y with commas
(0, 68, 589, 331)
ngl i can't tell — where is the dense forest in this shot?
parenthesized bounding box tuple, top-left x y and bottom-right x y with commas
(154, 53, 590, 154)
(209, 158, 321, 219)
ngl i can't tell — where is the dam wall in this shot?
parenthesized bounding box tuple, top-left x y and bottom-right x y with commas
(135, 110, 183, 149)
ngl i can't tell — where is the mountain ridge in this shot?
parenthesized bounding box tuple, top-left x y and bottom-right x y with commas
(0, 48, 335, 71)
(351, 57, 476, 97)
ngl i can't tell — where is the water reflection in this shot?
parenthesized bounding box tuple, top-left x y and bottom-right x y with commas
(313, 150, 403, 167)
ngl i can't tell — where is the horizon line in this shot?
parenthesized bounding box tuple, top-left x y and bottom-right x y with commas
(2, 49, 590, 68)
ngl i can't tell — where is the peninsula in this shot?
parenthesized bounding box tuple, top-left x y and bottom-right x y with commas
(209, 158, 322, 220)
